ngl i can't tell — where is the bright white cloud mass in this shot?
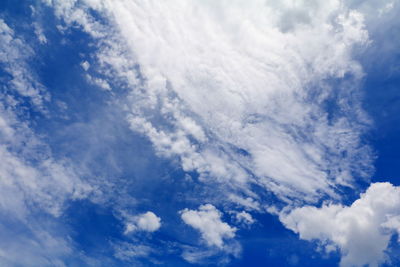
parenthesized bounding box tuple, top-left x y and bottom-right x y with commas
(281, 182, 400, 267)
(1, 0, 400, 266)
(124, 211, 161, 233)
(181, 204, 236, 248)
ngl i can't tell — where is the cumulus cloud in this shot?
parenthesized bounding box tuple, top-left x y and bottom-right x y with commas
(180, 204, 236, 248)
(280, 182, 400, 267)
(124, 211, 161, 234)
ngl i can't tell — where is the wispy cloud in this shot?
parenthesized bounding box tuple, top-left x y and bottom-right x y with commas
(0, 18, 92, 265)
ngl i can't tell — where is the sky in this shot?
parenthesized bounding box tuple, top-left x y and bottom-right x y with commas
(1, 0, 400, 266)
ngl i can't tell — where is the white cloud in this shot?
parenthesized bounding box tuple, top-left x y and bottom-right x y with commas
(46, 0, 376, 206)
(85, 74, 111, 91)
(280, 182, 400, 267)
(113, 241, 153, 261)
(0, 219, 80, 267)
(181, 248, 219, 265)
(228, 195, 261, 212)
(33, 22, 47, 44)
(235, 211, 255, 226)
(0, 19, 49, 109)
(0, 19, 91, 219)
(119, 0, 371, 202)
(0, 18, 92, 265)
(43, 0, 398, 204)
(124, 211, 161, 234)
(81, 60, 90, 71)
(41, 1, 400, 264)
(180, 204, 236, 248)
(181, 243, 241, 265)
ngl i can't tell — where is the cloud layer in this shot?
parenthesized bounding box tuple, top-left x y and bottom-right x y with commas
(41, 0, 396, 264)
(44, 0, 377, 209)
(2, 0, 399, 265)
(113, 0, 372, 204)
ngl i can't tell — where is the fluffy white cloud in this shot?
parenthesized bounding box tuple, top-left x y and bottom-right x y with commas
(124, 211, 161, 233)
(280, 182, 400, 267)
(180, 204, 236, 248)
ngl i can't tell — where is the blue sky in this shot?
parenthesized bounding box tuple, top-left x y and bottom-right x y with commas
(1, 1, 400, 266)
